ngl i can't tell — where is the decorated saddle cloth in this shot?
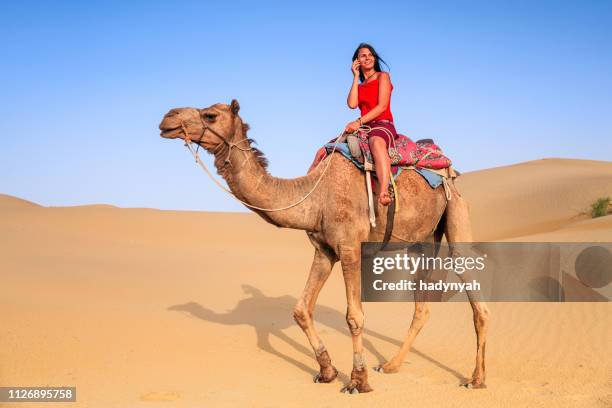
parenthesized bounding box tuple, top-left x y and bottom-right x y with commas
(316, 133, 453, 188)
(358, 132, 451, 170)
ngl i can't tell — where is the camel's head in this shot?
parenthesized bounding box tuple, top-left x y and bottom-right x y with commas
(159, 99, 242, 152)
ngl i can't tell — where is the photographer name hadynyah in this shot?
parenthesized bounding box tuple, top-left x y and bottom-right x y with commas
(373, 279, 481, 292)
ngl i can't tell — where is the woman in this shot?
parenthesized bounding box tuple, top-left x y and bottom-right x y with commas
(345, 43, 396, 206)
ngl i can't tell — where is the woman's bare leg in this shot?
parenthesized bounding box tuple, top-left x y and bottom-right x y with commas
(369, 136, 391, 205)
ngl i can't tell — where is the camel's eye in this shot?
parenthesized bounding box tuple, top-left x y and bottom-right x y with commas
(202, 112, 217, 121)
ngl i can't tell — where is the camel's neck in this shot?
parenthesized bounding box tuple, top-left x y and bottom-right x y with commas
(211, 127, 323, 231)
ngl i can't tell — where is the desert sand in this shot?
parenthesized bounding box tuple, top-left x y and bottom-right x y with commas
(1, 158, 611, 407)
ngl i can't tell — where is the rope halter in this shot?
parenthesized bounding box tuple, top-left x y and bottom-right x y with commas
(180, 112, 252, 167)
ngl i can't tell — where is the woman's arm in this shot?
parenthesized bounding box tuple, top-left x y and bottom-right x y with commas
(347, 60, 361, 109)
(347, 75, 360, 109)
(358, 72, 391, 123)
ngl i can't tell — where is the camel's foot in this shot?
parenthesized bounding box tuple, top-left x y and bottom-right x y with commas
(313, 365, 338, 383)
(341, 367, 373, 394)
(373, 360, 400, 374)
(313, 350, 338, 383)
(461, 377, 487, 389)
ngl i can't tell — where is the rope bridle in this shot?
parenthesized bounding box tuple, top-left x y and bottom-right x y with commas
(180, 113, 252, 167)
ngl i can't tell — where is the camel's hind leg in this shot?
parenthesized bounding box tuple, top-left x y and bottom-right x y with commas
(445, 182, 490, 388)
(293, 245, 338, 383)
(375, 301, 430, 373)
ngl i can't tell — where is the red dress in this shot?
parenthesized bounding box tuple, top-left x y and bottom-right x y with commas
(357, 76, 397, 148)
(358, 77, 394, 122)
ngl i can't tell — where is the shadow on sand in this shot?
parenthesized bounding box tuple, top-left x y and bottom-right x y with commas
(168, 284, 465, 382)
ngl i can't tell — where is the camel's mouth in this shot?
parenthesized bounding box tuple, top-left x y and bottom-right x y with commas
(159, 125, 183, 139)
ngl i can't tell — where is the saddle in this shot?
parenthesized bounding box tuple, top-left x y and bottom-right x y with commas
(322, 133, 458, 183)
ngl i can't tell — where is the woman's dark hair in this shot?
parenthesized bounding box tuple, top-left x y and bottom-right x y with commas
(352, 42, 390, 83)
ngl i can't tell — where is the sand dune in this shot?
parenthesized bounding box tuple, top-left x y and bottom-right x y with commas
(1, 158, 611, 407)
(0, 194, 42, 209)
(456, 158, 612, 241)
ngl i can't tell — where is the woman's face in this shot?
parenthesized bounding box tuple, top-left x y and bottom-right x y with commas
(357, 48, 375, 71)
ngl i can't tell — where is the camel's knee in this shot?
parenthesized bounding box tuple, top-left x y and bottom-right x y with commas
(293, 302, 311, 330)
(346, 309, 365, 336)
(338, 245, 360, 269)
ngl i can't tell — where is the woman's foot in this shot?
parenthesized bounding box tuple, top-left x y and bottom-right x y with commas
(307, 147, 327, 174)
(378, 190, 391, 206)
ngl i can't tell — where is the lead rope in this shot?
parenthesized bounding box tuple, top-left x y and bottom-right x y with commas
(183, 129, 347, 212)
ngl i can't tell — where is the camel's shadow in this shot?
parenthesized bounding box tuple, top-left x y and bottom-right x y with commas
(168, 284, 465, 383)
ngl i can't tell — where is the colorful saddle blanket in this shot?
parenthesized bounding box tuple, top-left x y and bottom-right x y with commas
(332, 132, 451, 169)
(321, 142, 444, 188)
(312, 133, 452, 188)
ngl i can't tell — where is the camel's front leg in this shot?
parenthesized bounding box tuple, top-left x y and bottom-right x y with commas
(375, 301, 430, 373)
(293, 247, 338, 383)
(338, 244, 373, 394)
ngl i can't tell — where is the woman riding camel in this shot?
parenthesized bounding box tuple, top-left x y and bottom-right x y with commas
(308, 43, 397, 206)
(345, 43, 396, 206)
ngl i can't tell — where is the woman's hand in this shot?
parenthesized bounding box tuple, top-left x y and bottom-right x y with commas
(351, 60, 361, 77)
(345, 120, 360, 133)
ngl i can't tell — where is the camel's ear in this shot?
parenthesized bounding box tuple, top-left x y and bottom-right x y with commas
(230, 99, 240, 116)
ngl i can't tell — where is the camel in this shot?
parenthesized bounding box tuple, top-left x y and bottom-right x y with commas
(159, 100, 490, 393)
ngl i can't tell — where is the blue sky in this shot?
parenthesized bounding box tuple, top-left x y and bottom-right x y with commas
(1, 1, 611, 211)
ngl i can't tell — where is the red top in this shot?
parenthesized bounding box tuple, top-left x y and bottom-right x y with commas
(358, 76, 394, 122)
